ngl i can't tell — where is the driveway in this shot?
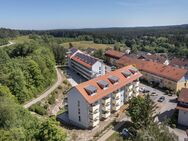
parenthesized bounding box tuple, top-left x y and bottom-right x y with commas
(65, 68, 87, 86)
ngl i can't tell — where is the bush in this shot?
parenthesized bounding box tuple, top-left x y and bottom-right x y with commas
(29, 103, 47, 115)
(58, 85, 62, 89)
(171, 124, 176, 128)
(63, 80, 68, 85)
(48, 92, 56, 105)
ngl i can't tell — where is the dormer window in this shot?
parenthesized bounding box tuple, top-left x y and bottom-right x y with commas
(97, 80, 109, 89)
(85, 85, 97, 96)
(122, 70, 132, 78)
(129, 67, 138, 74)
(108, 76, 119, 84)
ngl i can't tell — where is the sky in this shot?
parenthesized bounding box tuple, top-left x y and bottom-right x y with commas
(0, 0, 188, 29)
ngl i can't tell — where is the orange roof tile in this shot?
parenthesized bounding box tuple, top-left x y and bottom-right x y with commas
(74, 65, 142, 104)
(116, 56, 187, 82)
(178, 88, 188, 103)
(105, 50, 124, 59)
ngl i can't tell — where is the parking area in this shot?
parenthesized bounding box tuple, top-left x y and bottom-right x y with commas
(139, 83, 177, 122)
(64, 67, 87, 86)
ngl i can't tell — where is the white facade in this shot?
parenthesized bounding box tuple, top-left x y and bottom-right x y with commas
(68, 49, 105, 80)
(68, 81, 140, 129)
(178, 110, 188, 126)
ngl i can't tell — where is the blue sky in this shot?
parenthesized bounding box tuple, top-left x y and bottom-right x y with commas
(0, 0, 188, 29)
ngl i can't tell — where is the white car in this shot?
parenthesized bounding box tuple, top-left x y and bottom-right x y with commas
(139, 87, 145, 92)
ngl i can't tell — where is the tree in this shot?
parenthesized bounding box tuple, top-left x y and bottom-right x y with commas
(128, 95, 157, 129)
(93, 49, 104, 59)
(37, 119, 67, 141)
(135, 122, 178, 141)
(114, 42, 121, 51)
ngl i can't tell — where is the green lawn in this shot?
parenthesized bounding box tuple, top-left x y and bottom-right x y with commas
(61, 41, 113, 50)
(11, 35, 33, 44)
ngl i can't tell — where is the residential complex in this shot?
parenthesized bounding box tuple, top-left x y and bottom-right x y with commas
(176, 88, 188, 126)
(67, 65, 142, 128)
(68, 48, 106, 79)
(116, 56, 188, 92)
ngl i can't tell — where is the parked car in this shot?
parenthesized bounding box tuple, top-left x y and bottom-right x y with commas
(143, 89, 150, 93)
(120, 128, 129, 137)
(150, 91, 158, 96)
(158, 96, 165, 102)
(139, 87, 144, 92)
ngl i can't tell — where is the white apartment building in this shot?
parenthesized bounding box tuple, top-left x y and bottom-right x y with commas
(68, 48, 106, 79)
(67, 65, 142, 129)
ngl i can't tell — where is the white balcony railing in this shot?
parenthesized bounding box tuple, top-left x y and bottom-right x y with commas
(89, 117, 100, 127)
(102, 111, 111, 118)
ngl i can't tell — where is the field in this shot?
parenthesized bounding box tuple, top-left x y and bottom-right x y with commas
(11, 36, 33, 44)
(61, 41, 113, 50)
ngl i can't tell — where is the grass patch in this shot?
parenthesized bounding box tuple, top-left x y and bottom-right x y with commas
(61, 41, 113, 50)
(106, 132, 125, 141)
(11, 36, 33, 44)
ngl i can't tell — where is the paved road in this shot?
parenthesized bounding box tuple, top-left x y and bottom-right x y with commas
(0, 41, 15, 48)
(23, 68, 63, 108)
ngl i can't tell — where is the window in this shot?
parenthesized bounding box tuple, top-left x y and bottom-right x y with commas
(78, 101, 80, 107)
(78, 108, 80, 114)
(78, 116, 81, 122)
(99, 67, 101, 70)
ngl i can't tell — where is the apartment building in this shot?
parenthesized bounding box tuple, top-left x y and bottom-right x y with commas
(116, 56, 188, 92)
(68, 48, 106, 79)
(176, 88, 188, 126)
(67, 65, 142, 128)
(104, 50, 124, 65)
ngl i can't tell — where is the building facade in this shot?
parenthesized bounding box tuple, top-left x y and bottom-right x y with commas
(104, 50, 124, 65)
(67, 65, 142, 128)
(68, 48, 106, 79)
(116, 56, 188, 92)
(176, 88, 188, 126)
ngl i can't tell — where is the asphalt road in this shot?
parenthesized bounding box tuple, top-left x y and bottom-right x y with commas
(23, 68, 63, 108)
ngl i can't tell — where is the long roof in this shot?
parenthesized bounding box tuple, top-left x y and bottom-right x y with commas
(74, 65, 142, 104)
(178, 88, 188, 103)
(69, 48, 98, 69)
(116, 56, 187, 82)
(105, 50, 124, 59)
(176, 88, 188, 112)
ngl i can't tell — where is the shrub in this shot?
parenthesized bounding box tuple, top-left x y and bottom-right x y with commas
(58, 85, 62, 89)
(29, 103, 47, 115)
(63, 80, 68, 85)
(48, 93, 56, 105)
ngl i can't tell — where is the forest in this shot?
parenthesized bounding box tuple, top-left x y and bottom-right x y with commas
(1, 24, 187, 57)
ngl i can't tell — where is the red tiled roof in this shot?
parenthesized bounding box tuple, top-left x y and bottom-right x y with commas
(138, 54, 167, 64)
(71, 56, 92, 69)
(116, 56, 187, 82)
(176, 106, 188, 112)
(74, 65, 142, 104)
(170, 58, 188, 68)
(105, 50, 124, 59)
(178, 88, 188, 103)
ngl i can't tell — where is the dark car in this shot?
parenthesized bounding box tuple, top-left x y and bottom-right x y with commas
(158, 96, 165, 102)
(143, 89, 150, 93)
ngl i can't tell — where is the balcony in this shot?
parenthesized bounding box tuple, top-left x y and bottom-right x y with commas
(89, 103, 100, 112)
(101, 110, 111, 118)
(133, 80, 139, 86)
(102, 97, 111, 105)
(133, 86, 139, 92)
(112, 103, 120, 111)
(127, 84, 133, 90)
(89, 117, 100, 127)
(101, 102, 111, 111)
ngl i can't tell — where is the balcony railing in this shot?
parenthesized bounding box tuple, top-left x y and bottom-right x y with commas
(101, 110, 111, 118)
(89, 117, 100, 127)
